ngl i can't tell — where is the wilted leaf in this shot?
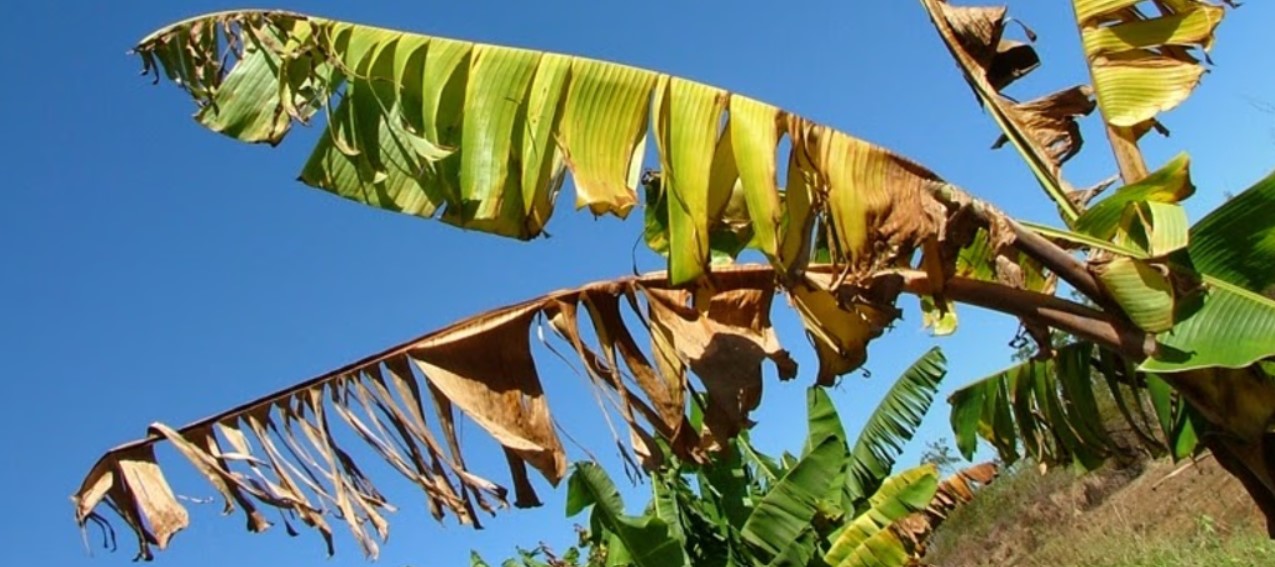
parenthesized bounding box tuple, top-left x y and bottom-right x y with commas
(134, 10, 964, 287)
(1076, 0, 1224, 128)
(920, 0, 1094, 222)
(73, 267, 807, 559)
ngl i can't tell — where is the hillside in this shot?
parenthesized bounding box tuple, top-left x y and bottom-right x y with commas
(924, 453, 1271, 566)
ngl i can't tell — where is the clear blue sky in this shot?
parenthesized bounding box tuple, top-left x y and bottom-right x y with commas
(2, 1, 1271, 565)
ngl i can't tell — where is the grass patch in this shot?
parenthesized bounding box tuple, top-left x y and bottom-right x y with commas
(925, 460, 1079, 559)
(1025, 519, 1275, 567)
(924, 453, 1268, 567)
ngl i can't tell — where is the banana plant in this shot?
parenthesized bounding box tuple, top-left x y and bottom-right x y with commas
(918, 0, 1275, 531)
(479, 352, 992, 566)
(71, 1, 1275, 560)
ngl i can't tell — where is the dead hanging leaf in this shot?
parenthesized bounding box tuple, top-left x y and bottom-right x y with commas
(74, 446, 191, 561)
(994, 86, 1096, 166)
(926, 461, 998, 513)
(644, 270, 797, 450)
(581, 289, 688, 441)
(148, 423, 273, 531)
(792, 272, 904, 386)
(408, 301, 567, 489)
(71, 267, 828, 559)
(921, 0, 1095, 221)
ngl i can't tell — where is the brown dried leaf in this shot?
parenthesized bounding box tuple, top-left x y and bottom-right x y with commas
(547, 296, 662, 469)
(409, 301, 566, 487)
(995, 86, 1096, 166)
(646, 275, 796, 449)
(72, 267, 977, 559)
(922, 0, 1094, 215)
(789, 119, 949, 272)
(115, 446, 189, 553)
(148, 423, 272, 531)
(582, 290, 687, 439)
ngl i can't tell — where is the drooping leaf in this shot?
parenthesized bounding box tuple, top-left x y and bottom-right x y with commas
(947, 342, 1120, 469)
(653, 78, 730, 284)
(642, 171, 755, 268)
(1096, 348, 1167, 451)
(947, 333, 1226, 472)
(82, 8, 1230, 561)
(947, 382, 984, 461)
(730, 97, 784, 258)
(1142, 373, 1199, 460)
(135, 10, 962, 288)
(73, 267, 799, 559)
(920, 0, 1094, 223)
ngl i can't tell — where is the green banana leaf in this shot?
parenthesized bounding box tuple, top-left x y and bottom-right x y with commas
(566, 462, 687, 567)
(1142, 168, 1275, 371)
(1188, 169, 1275, 292)
(741, 437, 846, 561)
(949, 340, 1205, 470)
(1074, 153, 1193, 254)
(823, 464, 939, 566)
(948, 342, 1114, 468)
(845, 348, 946, 504)
(134, 10, 961, 285)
